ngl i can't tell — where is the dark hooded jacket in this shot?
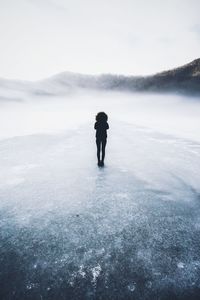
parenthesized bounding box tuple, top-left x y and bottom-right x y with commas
(94, 121, 109, 139)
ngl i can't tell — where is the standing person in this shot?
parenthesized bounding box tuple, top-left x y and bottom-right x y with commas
(94, 112, 109, 166)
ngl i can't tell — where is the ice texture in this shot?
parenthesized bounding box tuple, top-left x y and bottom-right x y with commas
(0, 91, 200, 299)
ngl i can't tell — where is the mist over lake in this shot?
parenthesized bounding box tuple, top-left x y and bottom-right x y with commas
(1, 90, 200, 141)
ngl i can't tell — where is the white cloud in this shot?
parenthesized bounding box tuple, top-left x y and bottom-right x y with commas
(191, 24, 200, 36)
(0, 0, 200, 79)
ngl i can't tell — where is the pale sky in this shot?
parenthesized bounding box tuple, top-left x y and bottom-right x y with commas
(0, 0, 200, 80)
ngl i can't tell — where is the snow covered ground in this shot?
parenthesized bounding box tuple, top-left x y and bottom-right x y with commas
(0, 91, 200, 299)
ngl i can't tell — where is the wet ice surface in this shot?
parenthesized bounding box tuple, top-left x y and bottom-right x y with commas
(1, 119, 200, 300)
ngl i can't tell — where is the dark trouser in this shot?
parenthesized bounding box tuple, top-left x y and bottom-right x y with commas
(96, 138, 107, 162)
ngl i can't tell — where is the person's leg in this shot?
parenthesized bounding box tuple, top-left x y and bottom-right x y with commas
(96, 139, 101, 164)
(101, 138, 107, 163)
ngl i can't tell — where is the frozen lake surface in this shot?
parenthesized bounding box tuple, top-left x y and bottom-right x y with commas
(0, 92, 200, 299)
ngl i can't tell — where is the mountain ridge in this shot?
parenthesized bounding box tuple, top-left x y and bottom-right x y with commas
(0, 58, 200, 96)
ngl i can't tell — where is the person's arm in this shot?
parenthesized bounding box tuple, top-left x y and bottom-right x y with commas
(106, 123, 109, 129)
(94, 122, 97, 129)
